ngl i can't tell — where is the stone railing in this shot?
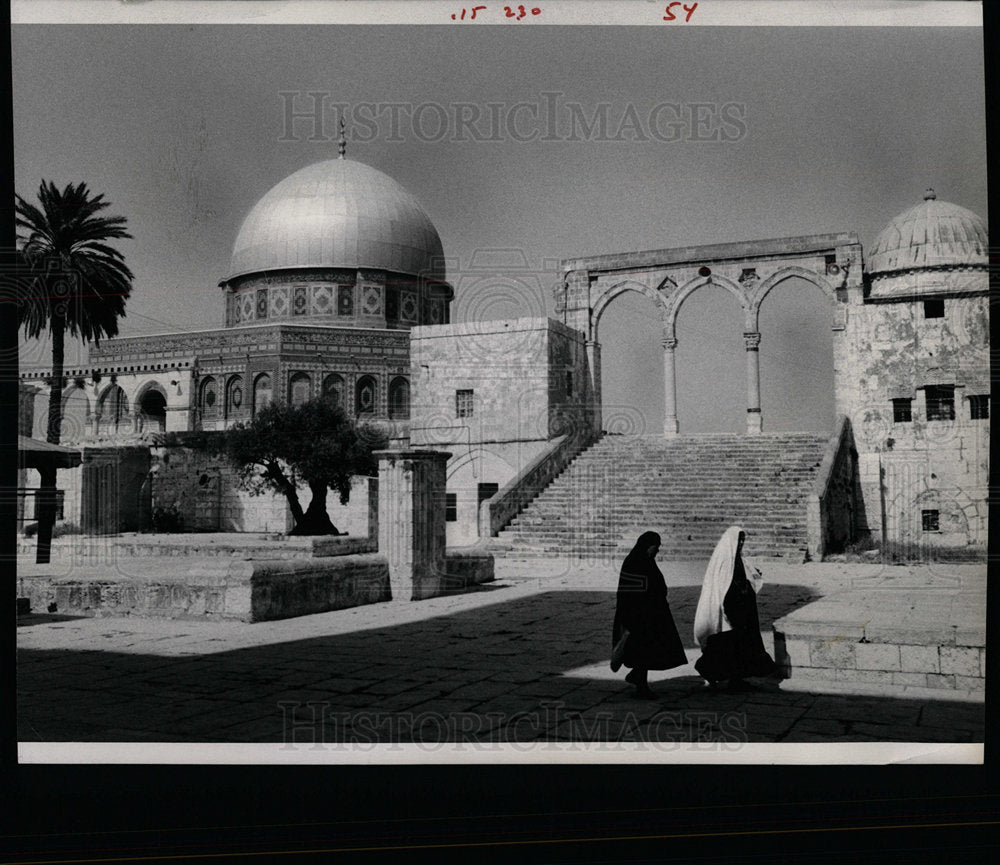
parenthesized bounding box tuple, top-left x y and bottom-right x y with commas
(480, 430, 598, 538)
(807, 414, 857, 561)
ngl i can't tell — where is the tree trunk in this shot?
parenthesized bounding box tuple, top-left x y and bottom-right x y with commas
(289, 480, 340, 536)
(36, 316, 65, 564)
(265, 462, 307, 529)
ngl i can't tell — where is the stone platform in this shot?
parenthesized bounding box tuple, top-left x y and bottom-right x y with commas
(17, 539, 495, 622)
(773, 570, 985, 702)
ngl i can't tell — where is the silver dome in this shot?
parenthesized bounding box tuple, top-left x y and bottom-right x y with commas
(227, 158, 446, 282)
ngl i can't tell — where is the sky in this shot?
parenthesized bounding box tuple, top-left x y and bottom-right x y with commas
(12, 15, 988, 434)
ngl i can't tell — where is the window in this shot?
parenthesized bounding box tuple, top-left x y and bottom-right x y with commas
(824, 254, 839, 275)
(970, 395, 989, 420)
(892, 398, 912, 423)
(288, 372, 311, 407)
(565, 371, 573, 398)
(477, 483, 499, 509)
(923, 299, 945, 319)
(253, 373, 272, 415)
(388, 377, 410, 420)
(456, 389, 474, 418)
(925, 385, 955, 421)
(356, 375, 377, 415)
(199, 377, 218, 418)
(322, 373, 344, 407)
(921, 510, 939, 532)
(445, 493, 457, 522)
(385, 286, 399, 321)
(225, 376, 244, 418)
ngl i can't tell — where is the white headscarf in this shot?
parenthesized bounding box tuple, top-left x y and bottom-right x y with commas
(693, 525, 756, 649)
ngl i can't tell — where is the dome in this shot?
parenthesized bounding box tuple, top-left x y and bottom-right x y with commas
(227, 158, 446, 283)
(867, 189, 987, 275)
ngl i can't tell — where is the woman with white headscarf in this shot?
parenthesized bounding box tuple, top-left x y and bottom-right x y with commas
(693, 526, 775, 688)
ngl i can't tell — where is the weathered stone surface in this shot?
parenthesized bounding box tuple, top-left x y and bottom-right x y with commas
(900, 644, 940, 673)
(855, 642, 901, 671)
(939, 646, 980, 677)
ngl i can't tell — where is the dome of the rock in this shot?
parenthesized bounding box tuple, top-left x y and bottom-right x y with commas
(227, 158, 445, 282)
(867, 189, 987, 274)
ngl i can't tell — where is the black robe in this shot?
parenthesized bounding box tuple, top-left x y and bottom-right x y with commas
(694, 558, 776, 682)
(612, 550, 688, 671)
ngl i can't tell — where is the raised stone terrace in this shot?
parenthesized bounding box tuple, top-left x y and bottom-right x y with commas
(493, 433, 829, 561)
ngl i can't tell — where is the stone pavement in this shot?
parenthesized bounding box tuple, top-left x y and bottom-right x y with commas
(16, 555, 986, 748)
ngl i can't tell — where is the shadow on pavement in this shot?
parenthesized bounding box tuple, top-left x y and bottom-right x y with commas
(17, 585, 984, 746)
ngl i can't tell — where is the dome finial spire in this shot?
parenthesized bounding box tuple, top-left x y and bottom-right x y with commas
(924, 187, 936, 200)
(338, 116, 347, 159)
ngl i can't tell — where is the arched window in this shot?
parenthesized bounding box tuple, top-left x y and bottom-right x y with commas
(99, 384, 130, 433)
(136, 386, 167, 433)
(253, 373, 272, 416)
(226, 375, 244, 418)
(60, 386, 90, 442)
(289, 372, 311, 407)
(388, 376, 410, 420)
(199, 376, 219, 419)
(355, 375, 377, 416)
(322, 373, 344, 408)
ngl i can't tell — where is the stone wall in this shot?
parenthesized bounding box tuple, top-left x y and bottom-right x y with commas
(837, 292, 989, 549)
(409, 317, 595, 546)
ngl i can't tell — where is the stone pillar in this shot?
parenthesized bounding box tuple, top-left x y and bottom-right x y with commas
(662, 336, 679, 437)
(585, 339, 602, 433)
(744, 331, 762, 434)
(376, 448, 451, 600)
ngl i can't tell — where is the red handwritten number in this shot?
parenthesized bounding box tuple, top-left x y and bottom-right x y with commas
(663, 2, 697, 22)
(451, 5, 486, 19)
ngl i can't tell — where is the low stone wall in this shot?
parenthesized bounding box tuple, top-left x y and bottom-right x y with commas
(481, 432, 596, 537)
(773, 584, 985, 701)
(22, 554, 391, 622)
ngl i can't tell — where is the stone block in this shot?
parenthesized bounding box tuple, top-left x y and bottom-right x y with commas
(900, 644, 940, 673)
(855, 642, 900, 671)
(939, 646, 980, 677)
(778, 638, 811, 667)
(980, 648, 986, 678)
(925, 674, 957, 690)
(891, 672, 927, 688)
(808, 638, 856, 669)
(955, 676, 985, 693)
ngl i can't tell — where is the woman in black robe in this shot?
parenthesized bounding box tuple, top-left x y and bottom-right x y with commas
(611, 531, 688, 699)
(693, 527, 776, 688)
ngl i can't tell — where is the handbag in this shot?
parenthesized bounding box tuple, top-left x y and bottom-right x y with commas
(610, 628, 630, 672)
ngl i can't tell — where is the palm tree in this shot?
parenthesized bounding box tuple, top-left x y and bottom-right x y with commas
(16, 180, 134, 562)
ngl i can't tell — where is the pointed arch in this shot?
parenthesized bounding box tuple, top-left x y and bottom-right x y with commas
(591, 279, 667, 343)
(750, 266, 838, 332)
(664, 273, 747, 340)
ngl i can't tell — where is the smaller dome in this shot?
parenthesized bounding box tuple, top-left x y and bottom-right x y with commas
(868, 191, 987, 274)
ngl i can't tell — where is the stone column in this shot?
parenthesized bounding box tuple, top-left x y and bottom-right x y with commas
(585, 339, 602, 433)
(375, 448, 451, 601)
(744, 331, 762, 434)
(662, 336, 679, 437)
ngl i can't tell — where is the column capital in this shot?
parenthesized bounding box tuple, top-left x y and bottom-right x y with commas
(743, 332, 761, 351)
(661, 336, 678, 351)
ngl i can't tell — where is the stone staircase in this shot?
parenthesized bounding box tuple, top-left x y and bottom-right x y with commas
(491, 432, 830, 561)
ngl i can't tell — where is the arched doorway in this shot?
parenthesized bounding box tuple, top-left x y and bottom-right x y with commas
(757, 276, 835, 433)
(288, 372, 311, 407)
(674, 285, 745, 433)
(98, 384, 130, 434)
(136, 385, 167, 433)
(253, 373, 272, 415)
(594, 288, 664, 435)
(388, 377, 410, 420)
